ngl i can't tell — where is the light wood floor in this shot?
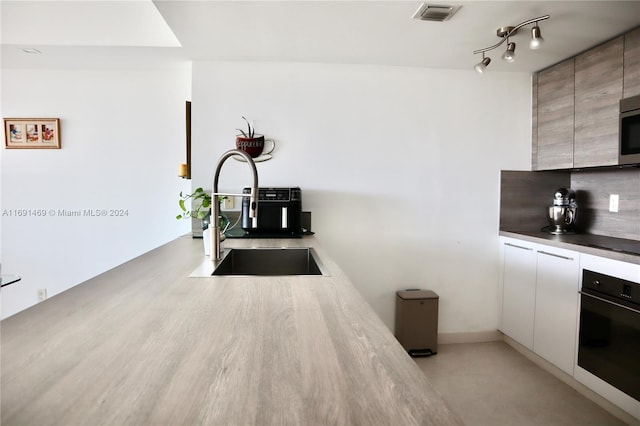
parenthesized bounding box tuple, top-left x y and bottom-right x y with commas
(414, 342, 636, 426)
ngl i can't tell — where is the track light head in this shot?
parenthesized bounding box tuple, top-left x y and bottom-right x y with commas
(474, 56, 491, 73)
(502, 41, 516, 62)
(530, 24, 544, 49)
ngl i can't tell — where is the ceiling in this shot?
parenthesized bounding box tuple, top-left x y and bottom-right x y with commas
(2, 1, 640, 73)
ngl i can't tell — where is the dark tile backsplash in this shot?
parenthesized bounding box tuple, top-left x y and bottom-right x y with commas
(500, 168, 640, 241)
(500, 170, 570, 233)
(570, 168, 640, 240)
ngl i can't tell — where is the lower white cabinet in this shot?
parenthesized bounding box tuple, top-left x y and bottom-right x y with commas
(500, 238, 537, 349)
(502, 237, 640, 419)
(533, 246, 580, 375)
(500, 237, 580, 375)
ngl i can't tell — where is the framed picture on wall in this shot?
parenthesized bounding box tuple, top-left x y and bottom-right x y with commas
(3, 118, 61, 149)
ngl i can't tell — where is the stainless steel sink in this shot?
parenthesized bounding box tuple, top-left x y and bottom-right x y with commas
(212, 247, 327, 276)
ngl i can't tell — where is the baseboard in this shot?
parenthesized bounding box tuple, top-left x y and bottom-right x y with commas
(503, 335, 640, 425)
(437, 330, 503, 344)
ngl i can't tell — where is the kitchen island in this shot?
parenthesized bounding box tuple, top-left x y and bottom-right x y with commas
(1, 235, 461, 425)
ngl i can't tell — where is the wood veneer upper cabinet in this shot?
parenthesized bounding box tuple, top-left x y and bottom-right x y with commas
(531, 73, 538, 170)
(624, 27, 640, 98)
(574, 36, 624, 168)
(535, 58, 575, 170)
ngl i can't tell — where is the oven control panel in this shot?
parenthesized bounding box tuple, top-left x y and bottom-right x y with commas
(582, 269, 639, 307)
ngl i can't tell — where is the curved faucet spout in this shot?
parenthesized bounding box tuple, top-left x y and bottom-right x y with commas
(211, 149, 259, 260)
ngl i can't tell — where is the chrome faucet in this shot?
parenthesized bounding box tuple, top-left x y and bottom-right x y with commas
(211, 149, 259, 261)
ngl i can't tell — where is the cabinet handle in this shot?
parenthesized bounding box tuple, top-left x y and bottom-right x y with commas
(504, 242, 533, 251)
(537, 250, 573, 261)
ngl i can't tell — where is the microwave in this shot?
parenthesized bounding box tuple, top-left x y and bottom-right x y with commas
(241, 187, 302, 235)
(619, 94, 640, 165)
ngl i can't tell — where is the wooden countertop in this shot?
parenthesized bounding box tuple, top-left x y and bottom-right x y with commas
(1, 235, 461, 425)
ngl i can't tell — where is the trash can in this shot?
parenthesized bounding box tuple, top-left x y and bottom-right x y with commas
(395, 289, 439, 357)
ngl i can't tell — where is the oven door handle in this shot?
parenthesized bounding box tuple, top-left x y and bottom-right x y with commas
(579, 291, 640, 315)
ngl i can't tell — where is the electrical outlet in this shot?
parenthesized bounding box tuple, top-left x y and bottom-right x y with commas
(223, 197, 234, 210)
(37, 288, 47, 301)
(609, 194, 619, 213)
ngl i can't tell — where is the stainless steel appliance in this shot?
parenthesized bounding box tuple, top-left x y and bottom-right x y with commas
(578, 269, 640, 401)
(547, 188, 577, 234)
(241, 187, 302, 235)
(619, 94, 640, 165)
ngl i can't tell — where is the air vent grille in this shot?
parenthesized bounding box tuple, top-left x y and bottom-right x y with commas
(412, 4, 461, 22)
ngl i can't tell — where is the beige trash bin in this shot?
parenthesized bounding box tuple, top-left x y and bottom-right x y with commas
(395, 289, 439, 357)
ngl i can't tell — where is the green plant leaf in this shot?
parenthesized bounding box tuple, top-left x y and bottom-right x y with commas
(176, 187, 213, 221)
(242, 116, 254, 138)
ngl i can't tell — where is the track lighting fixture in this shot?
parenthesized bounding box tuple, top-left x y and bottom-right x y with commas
(474, 53, 491, 73)
(473, 15, 549, 73)
(530, 24, 544, 49)
(502, 40, 516, 62)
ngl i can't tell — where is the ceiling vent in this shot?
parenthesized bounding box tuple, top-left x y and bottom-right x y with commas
(412, 3, 461, 22)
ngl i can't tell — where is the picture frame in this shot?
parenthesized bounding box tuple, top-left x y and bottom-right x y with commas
(3, 118, 61, 149)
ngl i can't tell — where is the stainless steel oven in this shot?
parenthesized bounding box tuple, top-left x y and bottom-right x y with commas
(578, 269, 640, 401)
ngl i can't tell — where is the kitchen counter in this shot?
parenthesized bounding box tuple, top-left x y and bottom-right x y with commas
(500, 230, 640, 265)
(1, 235, 461, 425)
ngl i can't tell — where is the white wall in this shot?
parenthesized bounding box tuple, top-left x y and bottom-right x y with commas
(1, 65, 192, 318)
(192, 61, 532, 333)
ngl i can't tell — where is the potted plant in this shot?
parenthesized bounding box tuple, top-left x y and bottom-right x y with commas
(236, 116, 266, 158)
(177, 188, 229, 255)
(176, 187, 212, 222)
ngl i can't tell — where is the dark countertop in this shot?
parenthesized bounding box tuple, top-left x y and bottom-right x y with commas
(500, 230, 640, 265)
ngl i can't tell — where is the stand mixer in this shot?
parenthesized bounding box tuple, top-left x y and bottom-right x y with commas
(548, 188, 577, 234)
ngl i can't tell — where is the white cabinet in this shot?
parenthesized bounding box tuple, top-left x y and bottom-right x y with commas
(500, 238, 537, 349)
(502, 240, 640, 419)
(534, 246, 580, 375)
(500, 237, 580, 375)
(580, 253, 640, 283)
